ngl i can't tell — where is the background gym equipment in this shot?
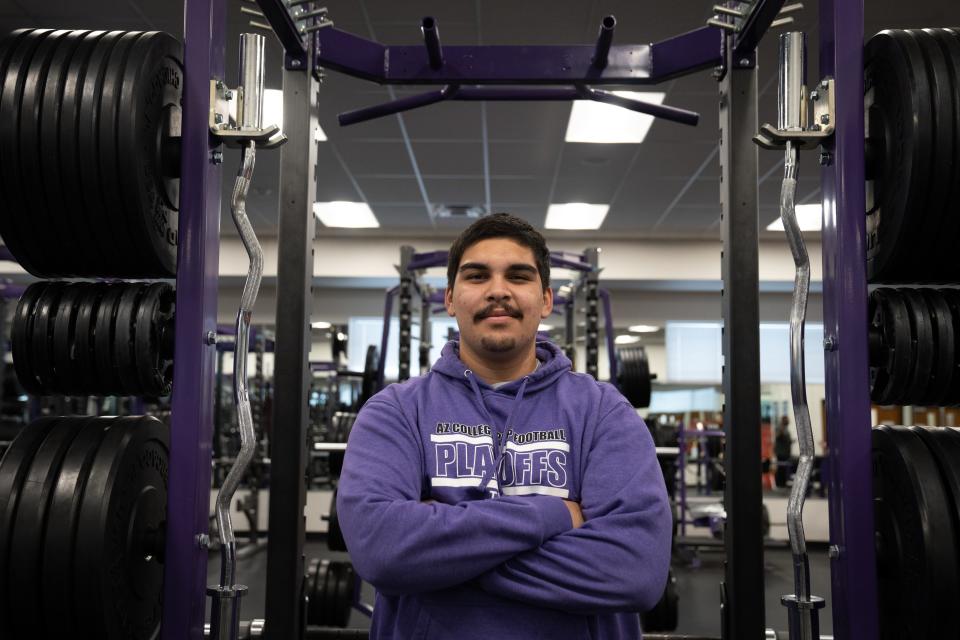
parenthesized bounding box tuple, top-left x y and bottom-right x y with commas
(0, 28, 182, 278)
(375, 245, 655, 407)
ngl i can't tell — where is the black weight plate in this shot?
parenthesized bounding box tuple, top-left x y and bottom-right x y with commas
(941, 289, 960, 405)
(0, 30, 52, 276)
(911, 31, 958, 282)
(315, 559, 330, 626)
(305, 558, 319, 625)
(118, 31, 182, 277)
(873, 425, 958, 639)
(868, 290, 893, 403)
(77, 31, 125, 276)
(12, 283, 45, 394)
(134, 283, 174, 396)
(0, 417, 59, 637)
(72, 284, 105, 396)
(58, 30, 109, 277)
(911, 427, 960, 582)
(882, 289, 915, 405)
(8, 417, 84, 636)
(901, 289, 935, 405)
(41, 416, 111, 638)
(98, 31, 144, 277)
(18, 29, 71, 277)
(113, 283, 145, 395)
(332, 561, 355, 627)
(865, 32, 928, 282)
(74, 415, 168, 639)
(39, 30, 92, 276)
(933, 29, 960, 282)
(0, 30, 33, 271)
(51, 283, 87, 394)
(920, 289, 955, 405)
(327, 488, 347, 552)
(900, 31, 948, 283)
(30, 281, 65, 393)
(94, 285, 125, 394)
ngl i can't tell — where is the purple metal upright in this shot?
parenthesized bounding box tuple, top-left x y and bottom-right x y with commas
(162, 0, 225, 638)
(819, 0, 878, 638)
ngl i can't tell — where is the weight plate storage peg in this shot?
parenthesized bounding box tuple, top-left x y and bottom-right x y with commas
(0, 28, 182, 278)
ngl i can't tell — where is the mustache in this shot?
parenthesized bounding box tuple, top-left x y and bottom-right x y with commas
(474, 303, 523, 322)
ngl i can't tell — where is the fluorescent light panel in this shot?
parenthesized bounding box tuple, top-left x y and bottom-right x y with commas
(311, 321, 332, 330)
(538, 324, 554, 332)
(565, 91, 666, 143)
(263, 89, 327, 140)
(545, 203, 610, 230)
(615, 334, 642, 345)
(629, 324, 660, 333)
(766, 204, 822, 232)
(313, 201, 380, 228)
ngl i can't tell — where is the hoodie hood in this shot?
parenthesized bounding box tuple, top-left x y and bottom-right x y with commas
(432, 339, 572, 393)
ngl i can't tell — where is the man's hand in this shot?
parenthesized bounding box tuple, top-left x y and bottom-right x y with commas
(563, 500, 584, 528)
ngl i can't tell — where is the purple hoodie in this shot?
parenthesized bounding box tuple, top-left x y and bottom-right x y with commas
(337, 341, 671, 639)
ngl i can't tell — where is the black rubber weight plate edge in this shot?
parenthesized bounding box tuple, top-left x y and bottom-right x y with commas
(8, 417, 84, 636)
(0, 417, 60, 636)
(12, 283, 45, 394)
(58, 30, 109, 277)
(51, 283, 86, 394)
(30, 282, 65, 394)
(931, 29, 960, 282)
(41, 415, 110, 638)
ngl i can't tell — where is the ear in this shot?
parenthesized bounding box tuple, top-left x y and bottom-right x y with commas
(444, 285, 456, 317)
(540, 287, 554, 319)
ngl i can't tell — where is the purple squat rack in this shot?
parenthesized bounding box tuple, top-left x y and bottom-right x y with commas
(162, 0, 876, 638)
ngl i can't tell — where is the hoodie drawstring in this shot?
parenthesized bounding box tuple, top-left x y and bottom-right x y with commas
(464, 371, 530, 497)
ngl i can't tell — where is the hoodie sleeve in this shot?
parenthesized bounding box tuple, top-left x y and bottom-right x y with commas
(474, 391, 672, 614)
(337, 392, 574, 596)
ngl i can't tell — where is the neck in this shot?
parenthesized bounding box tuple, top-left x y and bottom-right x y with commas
(459, 342, 538, 385)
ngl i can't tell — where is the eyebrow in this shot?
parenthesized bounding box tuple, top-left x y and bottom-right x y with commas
(458, 262, 538, 275)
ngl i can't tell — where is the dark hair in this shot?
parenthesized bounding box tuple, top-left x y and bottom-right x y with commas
(447, 213, 550, 291)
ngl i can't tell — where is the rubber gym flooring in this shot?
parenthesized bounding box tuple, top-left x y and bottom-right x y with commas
(205, 540, 833, 635)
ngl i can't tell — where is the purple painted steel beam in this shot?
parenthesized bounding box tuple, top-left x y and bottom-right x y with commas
(314, 26, 723, 84)
(407, 250, 449, 271)
(734, 0, 788, 57)
(254, 0, 306, 59)
(819, 0, 878, 638)
(550, 255, 592, 272)
(599, 289, 617, 382)
(163, 0, 225, 637)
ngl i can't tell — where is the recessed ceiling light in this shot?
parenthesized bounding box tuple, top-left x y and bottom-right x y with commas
(766, 204, 822, 232)
(545, 203, 610, 230)
(629, 324, 660, 333)
(615, 334, 642, 345)
(313, 201, 380, 228)
(311, 321, 332, 330)
(263, 89, 327, 141)
(565, 91, 666, 144)
(538, 324, 554, 332)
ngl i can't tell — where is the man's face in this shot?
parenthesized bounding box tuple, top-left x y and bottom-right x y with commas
(445, 238, 553, 358)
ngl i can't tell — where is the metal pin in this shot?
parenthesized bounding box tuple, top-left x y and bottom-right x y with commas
(777, 3, 804, 15)
(295, 7, 328, 20)
(285, 0, 316, 6)
(240, 6, 264, 17)
(248, 20, 273, 31)
(707, 18, 739, 31)
(303, 19, 334, 33)
(713, 5, 745, 17)
(771, 16, 795, 28)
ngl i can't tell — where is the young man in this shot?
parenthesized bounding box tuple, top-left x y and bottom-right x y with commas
(337, 213, 671, 639)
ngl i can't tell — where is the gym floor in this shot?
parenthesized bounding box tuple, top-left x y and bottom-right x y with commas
(206, 540, 833, 635)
